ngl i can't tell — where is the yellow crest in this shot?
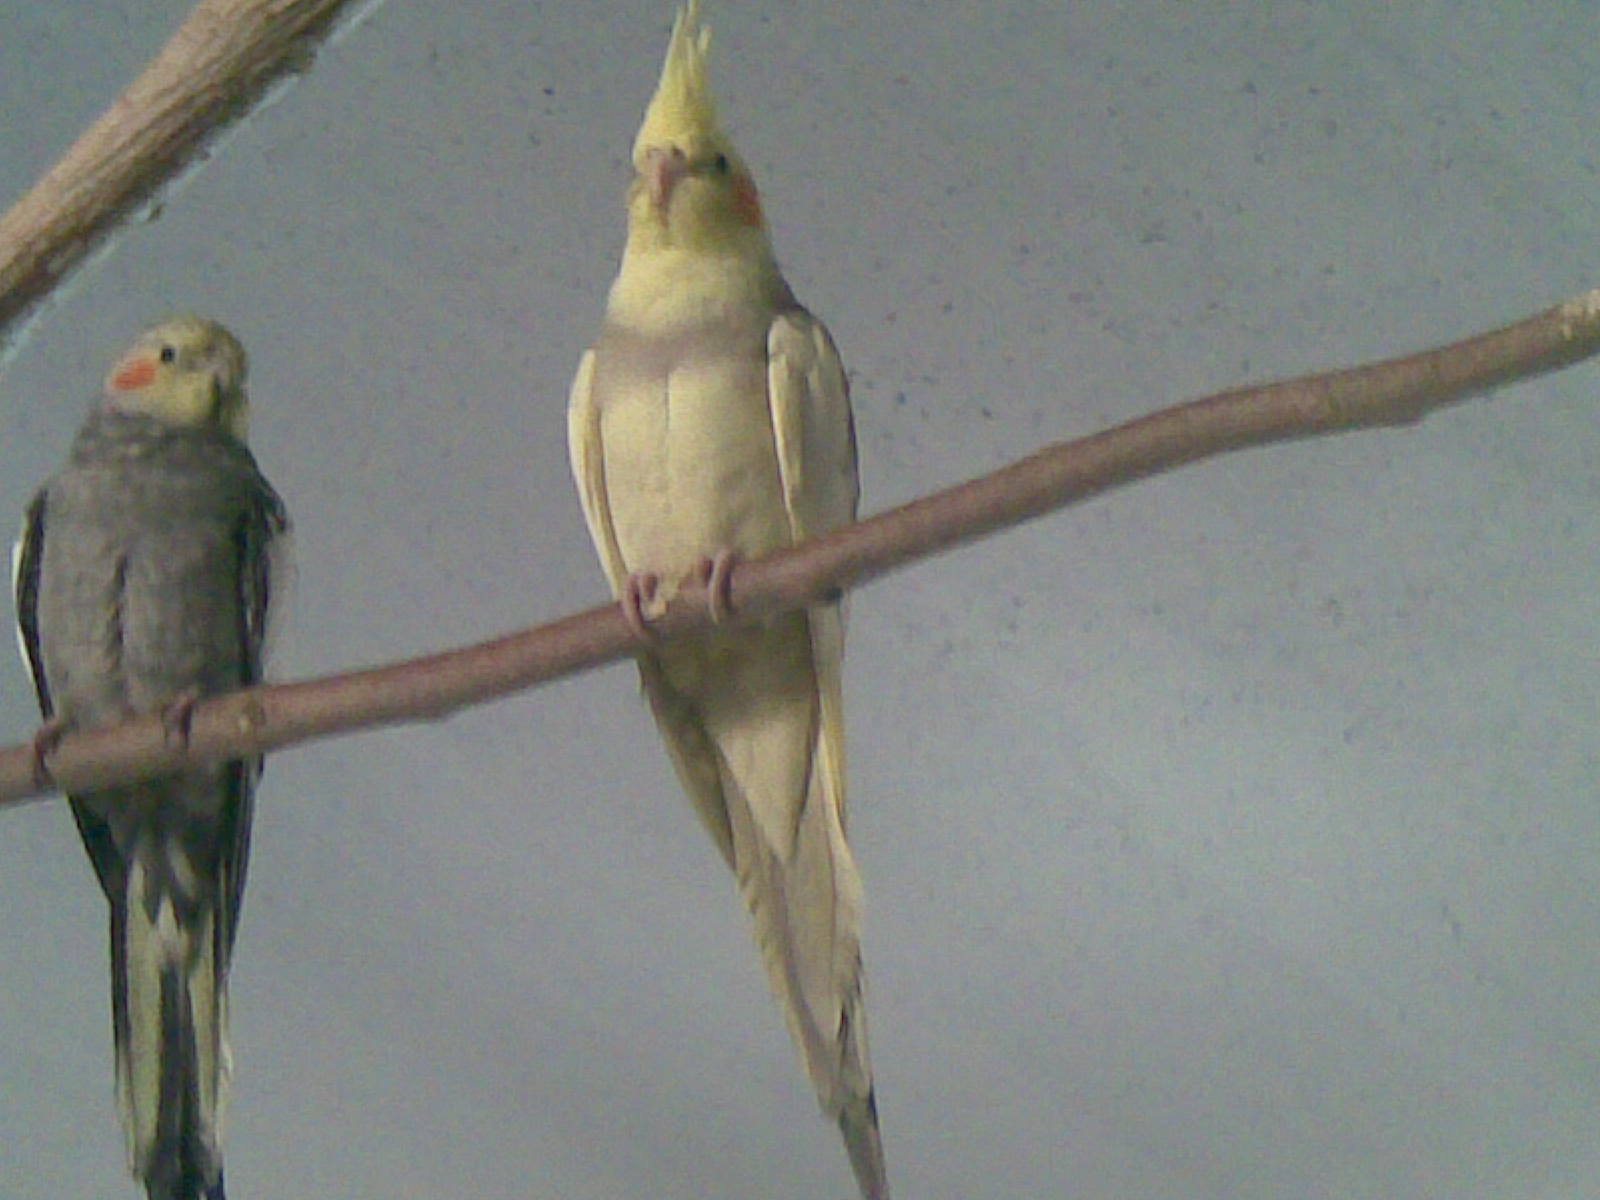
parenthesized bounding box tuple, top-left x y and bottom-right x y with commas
(632, 0, 720, 163)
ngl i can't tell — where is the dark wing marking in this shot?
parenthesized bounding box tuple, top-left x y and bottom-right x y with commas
(217, 480, 288, 956)
(13, 491, 51, 717)
(18, 490, 131, 900)
(238, 481, 289, 686)
(69, 800, 127, 902)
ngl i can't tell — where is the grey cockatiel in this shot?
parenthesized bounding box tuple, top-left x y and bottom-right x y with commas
(567, 4, 885, 1197)
(13, 315, 288, 1200)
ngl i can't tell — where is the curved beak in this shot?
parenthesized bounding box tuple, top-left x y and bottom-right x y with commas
(641, 146, 689, 213)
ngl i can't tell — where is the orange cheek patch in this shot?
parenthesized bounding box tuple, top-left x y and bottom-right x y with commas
(734, 176, 763, 226)
(110, 357, 157, 390)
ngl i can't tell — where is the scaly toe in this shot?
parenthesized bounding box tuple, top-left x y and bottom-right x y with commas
(696, 549, 739, 623)
(622, 571, 661, 642)
(28, 717, 68, 788)
(161, 689, 202, 751)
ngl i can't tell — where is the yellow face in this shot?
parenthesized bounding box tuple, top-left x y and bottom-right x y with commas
(102, 316, 250, 440)
(625, 3, 768, 255)
(627, 133, 766, 253)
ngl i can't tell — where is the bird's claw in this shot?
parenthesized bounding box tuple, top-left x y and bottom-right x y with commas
(28, 717, 68, 788)
(161, 689, 202, 751)
(622, 571, 662, 642)
(696, 549, 738, 623)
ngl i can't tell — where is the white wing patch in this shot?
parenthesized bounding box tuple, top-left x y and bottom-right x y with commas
(11, 501, 47, 709)
(10, 523, 29, 676)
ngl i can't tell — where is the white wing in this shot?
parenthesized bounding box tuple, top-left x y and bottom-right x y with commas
(767, 307, 860, 822)
(567, 347, 630, 595)
(767, 310, 859, 545)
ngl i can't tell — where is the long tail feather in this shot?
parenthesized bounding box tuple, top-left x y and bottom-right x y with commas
(116, 859, 230, 1200)
(643, 617, 888, 1198)
(733, 793, 887, 1198)
(716, 640, 886, 1198)
(839, 1089, 889, 1200)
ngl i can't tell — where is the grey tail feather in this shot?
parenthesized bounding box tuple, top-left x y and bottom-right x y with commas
(839, 1088, 889, 1200)
(136, 961, 226, 1200)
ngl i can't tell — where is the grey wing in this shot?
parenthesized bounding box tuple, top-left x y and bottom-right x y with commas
(14, 493, 129, 901)
(12, 492, 51, 716)
(240, 480, 291, 683)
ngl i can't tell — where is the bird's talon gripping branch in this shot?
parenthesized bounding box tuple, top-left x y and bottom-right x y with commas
(697, 549, 739, 623)
(160, 689, 202, 751)
(28, 717, 67, 787)
(622, 571, 662, 641)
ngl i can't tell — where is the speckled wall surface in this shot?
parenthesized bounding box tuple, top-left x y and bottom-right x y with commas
(1, 3, 1597, 1196)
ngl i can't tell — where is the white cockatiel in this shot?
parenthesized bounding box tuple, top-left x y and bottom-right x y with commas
(567, 3, 886, 1197)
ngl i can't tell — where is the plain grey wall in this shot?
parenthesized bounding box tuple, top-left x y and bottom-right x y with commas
(2, 2, 1597, 1197)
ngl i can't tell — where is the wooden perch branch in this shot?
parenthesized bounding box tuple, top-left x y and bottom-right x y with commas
(0, 0, 363, 342)
(4, 287, 1598, 808)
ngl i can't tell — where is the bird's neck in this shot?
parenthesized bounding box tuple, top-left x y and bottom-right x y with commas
(607, 236, 790, 335)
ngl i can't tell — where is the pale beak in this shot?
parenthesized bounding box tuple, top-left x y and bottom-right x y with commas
(642, 146, 689, 212)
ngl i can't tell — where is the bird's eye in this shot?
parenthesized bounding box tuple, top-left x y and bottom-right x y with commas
(158, 345, 176, 364)
(712, 153, 730, 173)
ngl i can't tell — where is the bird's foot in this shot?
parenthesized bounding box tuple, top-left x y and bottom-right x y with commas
(695, 549, 739, 623)
(28, 717, 68, 788)
(621, 571, 662, 642)
(160, 689, 202, 751)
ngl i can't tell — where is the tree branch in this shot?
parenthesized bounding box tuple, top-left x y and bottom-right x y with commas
(0, 0, 364, 344)
(4, 287, 1597, 808)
